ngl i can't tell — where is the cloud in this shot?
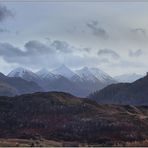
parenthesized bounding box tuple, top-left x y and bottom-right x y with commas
(82, 47, 91, 52)
(0, 39, 73, 60)
(111, 60, 144, 68)
(86, 20, 109, 39)
(51, 40, 73, 53)
(0, 41, 59, 68)
(131, 28, 146, 36)
(0, 38, 113, 70)
(0, 43, 24, 58)
(98, 58, 109, 64)
(130, 28, 147, 41)
(66, 26, 78, 34)
(0, 5, 13, 35)
(129, 49, 143, 57)
(98, 48, 120, 59)
(25, 40, 54, 55)
(0, 4, 13, 22)
(0, 39, 90, 68)
(0, 28, 9, 33)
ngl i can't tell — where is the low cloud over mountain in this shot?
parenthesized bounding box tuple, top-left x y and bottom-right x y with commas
(98, 48, 120, 59)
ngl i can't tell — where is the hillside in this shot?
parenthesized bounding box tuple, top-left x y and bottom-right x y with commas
(1, 92, 148, 146)
(0, 83, 18, 96)
(0, 72, 42, 96)
(89, 74, 148, 105)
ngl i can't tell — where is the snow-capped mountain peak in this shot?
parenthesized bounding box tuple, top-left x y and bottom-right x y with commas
(7, 67, 40, 82)
(8, 67, 32, 77)
(36, 68, 49, 76)
(89, 67, 115, 83)
(76, 67, 99, 82)
(36, 68, 60, 79)
(52, 65, 76, 79)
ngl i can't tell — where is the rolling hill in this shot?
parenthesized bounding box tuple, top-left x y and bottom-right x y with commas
(1, 91, 148, 146)
(89, 73, 148, 105)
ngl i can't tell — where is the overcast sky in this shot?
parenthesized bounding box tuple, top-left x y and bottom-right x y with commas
(0, 1, 148, 76)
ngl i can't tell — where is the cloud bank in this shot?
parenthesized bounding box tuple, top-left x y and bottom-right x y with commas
(0, 4, 13, 22)
(86, 20, 109, 39)
(129, 49, 143, 57)
(98, 49, 120, 59)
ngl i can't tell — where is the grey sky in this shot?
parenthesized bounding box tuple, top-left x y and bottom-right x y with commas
(0, 1, 148, 76)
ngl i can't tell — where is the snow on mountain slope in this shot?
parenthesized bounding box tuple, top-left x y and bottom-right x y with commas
(89, 68, 116, 84)
(114, 73, 143, 83)
(76, 67, 99, 83)
(36, 68, 60, 80)
(36, 68, 49, 77)
(52, 65, 78, 79)
(7, 67, 41, 82)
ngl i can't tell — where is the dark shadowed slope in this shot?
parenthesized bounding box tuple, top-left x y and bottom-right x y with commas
(0, 72, 42, 96)
(1, 91, 148, 146)
(89, 74, 148, 105)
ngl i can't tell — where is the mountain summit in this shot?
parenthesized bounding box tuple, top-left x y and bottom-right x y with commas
(76, 67, 99, 83)
(8, 67, 41, 82)
(89, 67, 116, 84)
(52, 65, 78, 79)
(36, 68, 60, 80)
(36, 68, 50, 77)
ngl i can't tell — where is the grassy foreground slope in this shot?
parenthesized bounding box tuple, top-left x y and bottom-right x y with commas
(0, 92, 148, 146)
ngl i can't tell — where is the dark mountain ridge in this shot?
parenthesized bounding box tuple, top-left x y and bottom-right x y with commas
(0, 72, 42, 96)
(89, 74, 148, 105)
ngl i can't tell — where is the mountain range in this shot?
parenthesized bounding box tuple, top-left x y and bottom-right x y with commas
(0, 72, 42, 96)
(5, 65, 116, 97)
(0, 64, 146, 98)
(89, 73, 148, 105)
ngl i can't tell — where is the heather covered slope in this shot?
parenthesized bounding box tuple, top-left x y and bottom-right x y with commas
(1, 92, 148, 146)
(89, 74, 148, 105)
